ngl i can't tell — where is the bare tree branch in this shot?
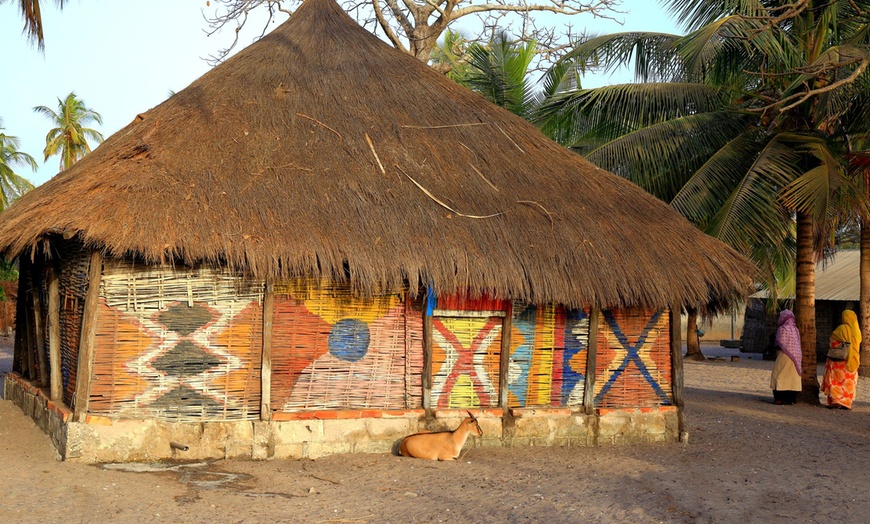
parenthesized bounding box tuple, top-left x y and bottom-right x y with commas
(203, 0, 621, 64)
(750, 53, 870, 113)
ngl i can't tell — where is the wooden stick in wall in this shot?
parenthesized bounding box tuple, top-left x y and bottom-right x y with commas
(73, 250, 103, 423)
(47, 267, 62, 402)
(260, 278, 274, 421)
(498, 302, 513, 409)
(583, 308, 600, 415)
(669, 307, 686, 438)
(32, 259, 48, 387)
(422, 310, 433, 414)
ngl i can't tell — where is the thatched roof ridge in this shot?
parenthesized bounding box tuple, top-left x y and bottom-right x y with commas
(0, 0, 755, 309)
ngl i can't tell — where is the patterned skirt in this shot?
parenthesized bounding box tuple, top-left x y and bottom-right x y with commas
(821, 359, 858, 409)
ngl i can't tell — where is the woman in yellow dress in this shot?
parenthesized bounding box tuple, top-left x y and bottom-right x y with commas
(821, 310, 862, 410)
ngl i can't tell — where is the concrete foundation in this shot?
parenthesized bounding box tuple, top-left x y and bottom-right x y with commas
(5, 373, 680, 463)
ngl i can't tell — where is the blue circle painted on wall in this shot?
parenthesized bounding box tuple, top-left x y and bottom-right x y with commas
(327, 318, 371, 362)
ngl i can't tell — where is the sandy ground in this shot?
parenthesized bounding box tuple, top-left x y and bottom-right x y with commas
(1, 340, 869, 524)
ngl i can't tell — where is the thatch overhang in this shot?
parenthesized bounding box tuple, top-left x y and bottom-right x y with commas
(0, 0, 755, 310)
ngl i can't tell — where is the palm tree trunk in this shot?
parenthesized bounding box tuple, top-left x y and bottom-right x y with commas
(795, 211, 820, 404)
(684, 306, 705, 361)
(859, 212, 870, 377)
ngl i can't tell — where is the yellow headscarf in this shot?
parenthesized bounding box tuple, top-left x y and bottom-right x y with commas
(832, 310, 862, 372)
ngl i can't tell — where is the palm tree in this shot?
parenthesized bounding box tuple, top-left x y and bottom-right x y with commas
(434, 31, 584, 128)
(0, 119, 37, 211)
(538, 0, 869, 399)
(3, 0, 67, 50)
(34, 92, 104, 172)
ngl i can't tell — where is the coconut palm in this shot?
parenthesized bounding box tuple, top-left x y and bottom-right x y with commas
(0, 119, 37, 211)
(34, 92, 104, 172)
(538, 0, 870, 400)
(436, 31, 584, 128)
(1, 0, 67, 50)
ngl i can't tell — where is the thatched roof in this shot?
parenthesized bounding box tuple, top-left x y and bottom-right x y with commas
(0, 0, 754, 309)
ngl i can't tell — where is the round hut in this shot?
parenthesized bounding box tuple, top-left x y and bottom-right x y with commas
(0, 0, 754, 462)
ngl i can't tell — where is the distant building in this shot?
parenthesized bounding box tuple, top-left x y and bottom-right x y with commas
(742, 250, 859, 358)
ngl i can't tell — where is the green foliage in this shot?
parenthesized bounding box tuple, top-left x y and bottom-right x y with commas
(540, 0, 870, 298)
(0, 118, 37, 211)
(433, 31, 584, 136)
(34, 91, 104, 172)
(0, 259, 18, 302)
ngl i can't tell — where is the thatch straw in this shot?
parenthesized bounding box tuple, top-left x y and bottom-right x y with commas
(0, 0, 755, 311)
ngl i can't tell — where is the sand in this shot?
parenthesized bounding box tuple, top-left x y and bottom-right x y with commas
(1, 341, 868, 523)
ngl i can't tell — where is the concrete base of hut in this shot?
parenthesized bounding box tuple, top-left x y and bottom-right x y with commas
(5, 374, 680, 463)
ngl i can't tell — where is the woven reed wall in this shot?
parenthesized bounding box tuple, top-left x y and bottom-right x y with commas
(508, 304, 590, 408)
(56, 239, 90, 407)
(90, 259, 264, 421)
(593, 308, 673, 408)
(271, 279, 422, 412)
(431, 315, 502, 408)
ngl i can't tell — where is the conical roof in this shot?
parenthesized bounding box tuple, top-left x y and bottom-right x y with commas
(0, 0, 754, 309)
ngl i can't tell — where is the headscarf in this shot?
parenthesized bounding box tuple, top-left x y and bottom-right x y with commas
(831, 309, 862, 372)
(775, 309, 801, 375)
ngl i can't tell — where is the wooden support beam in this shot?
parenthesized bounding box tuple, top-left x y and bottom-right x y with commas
(498, 302, 513, 409)
(11, 259, 27, 376)
(23, 280, 36, 381)
(73, 250, 103, 423)
(422, 302, 433, 415)
(32, 259, 48, 387)
(47, 267, 62, 402)
(260, 279, 274, 421)
(403, 293, 411, 409)
(669, 307, 686, 439)
(583, 307, 600, 415)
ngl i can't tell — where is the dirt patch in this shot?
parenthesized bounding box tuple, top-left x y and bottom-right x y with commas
(1, 344, 868, 523)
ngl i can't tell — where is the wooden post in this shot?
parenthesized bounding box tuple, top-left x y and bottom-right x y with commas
(260, 279, 274, 421)
(670, 306, 686, 439)
(12, 264, 27, 377)
(12, 259, 27, 376)
(32, 259, 48, 387)
(23, 283, 36, 381)
(47, 267, 62, 402)
(422, 312, 433, 415)
(16, 255, 35, 379)
(583, 307, 600, 415)
(73, 250, 103, 423)
(403, 293, 411, 409)
(498, 302, 513, 409)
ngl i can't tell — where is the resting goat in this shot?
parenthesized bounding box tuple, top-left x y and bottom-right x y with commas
(399, 411, 483, 460)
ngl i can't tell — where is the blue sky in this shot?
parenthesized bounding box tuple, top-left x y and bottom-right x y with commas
(1, 0, 681, 187)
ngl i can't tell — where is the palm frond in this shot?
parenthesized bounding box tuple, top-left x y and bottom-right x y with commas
(586, 111, 749, 200)
(702, 135, 800, 251)
(561, 32, 684, 83)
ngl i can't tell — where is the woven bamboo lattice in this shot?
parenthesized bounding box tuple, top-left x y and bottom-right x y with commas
(431, 315, 502, 409)
(271, 279, 423, 412)
(593, 308, 673, 408)
(56, 239, 90, 407)
(90, 259, 264, 421)
(508, 304, 590, 408)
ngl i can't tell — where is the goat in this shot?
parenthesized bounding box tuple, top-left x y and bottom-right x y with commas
(399, 411, 483, 460)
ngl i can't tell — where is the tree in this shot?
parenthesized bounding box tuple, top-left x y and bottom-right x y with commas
(1, 0, 67, 50)
(33, 92, 104, 172)
(202, 0, 621, 64)
(538, 0, 869, 385)
(0, 119, 36, 211)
